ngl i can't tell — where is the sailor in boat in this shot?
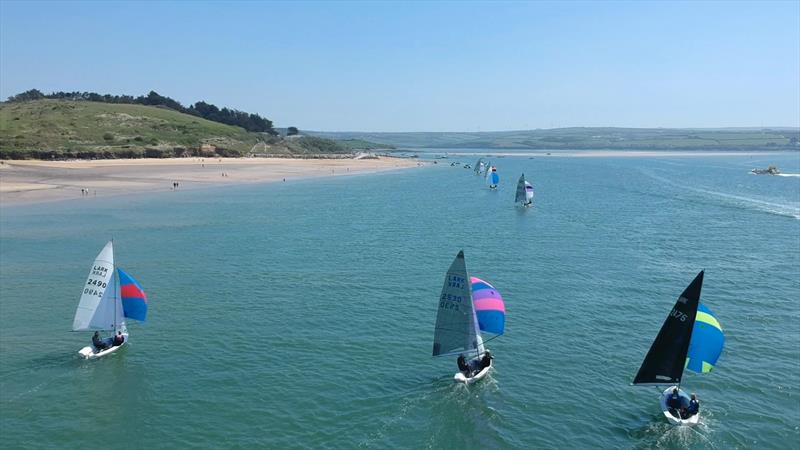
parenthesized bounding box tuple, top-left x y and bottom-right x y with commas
(666, 388, 682, 418)
(478, 350, 493, 372)
(112, 331, 125, 347)
(92, 331, 109, 351)
(457, 354, 470, 376)
(687, 393, 700, 417)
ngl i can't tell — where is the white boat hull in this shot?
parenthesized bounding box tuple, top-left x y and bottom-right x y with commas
(454, 359, 492, 384)
(660, 386, 700, 426)
(78, 334, 127, 359)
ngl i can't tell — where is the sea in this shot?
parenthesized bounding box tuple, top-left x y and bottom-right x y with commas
(1, 151, 798, 449)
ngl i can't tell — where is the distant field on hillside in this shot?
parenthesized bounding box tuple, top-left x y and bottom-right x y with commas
(308, 127, 800, 150)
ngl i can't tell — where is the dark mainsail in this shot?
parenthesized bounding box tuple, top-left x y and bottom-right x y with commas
(515, 174, 526, 204)
(633, 271, 704, 385)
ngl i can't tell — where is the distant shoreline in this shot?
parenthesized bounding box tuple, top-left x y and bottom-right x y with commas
(0, 156, 423, 206)
(421, 150, 796, 158)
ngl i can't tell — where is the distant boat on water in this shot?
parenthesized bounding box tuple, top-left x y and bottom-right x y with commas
(474, 158, 485, 175)
(487, 166, 499, 189)
(73, 241, 148, 359)
(632, 271, 724, 426)
(750, 165, 780, 175)
(515, 173, 534, 207)
(433, 251, 505, 384)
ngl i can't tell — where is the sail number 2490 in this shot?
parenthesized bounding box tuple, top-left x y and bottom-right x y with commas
(84, 265, 108, 298)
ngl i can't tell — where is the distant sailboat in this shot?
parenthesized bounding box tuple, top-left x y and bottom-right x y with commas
(433, 251, 506, 384)
(474, 158, 485, 175)
(515, 174, 534, 207)
(487, 166, 499, 190)
(632, 271, 724, 426)
(73, 241, 149, 359)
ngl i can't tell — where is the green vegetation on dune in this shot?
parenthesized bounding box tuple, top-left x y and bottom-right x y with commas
(283, 136, 353, 155)
(309, 127, 800, 150)
(0, 100, 351, 159)
(333, 139, 395, 151)
(0, 100, 260, 158)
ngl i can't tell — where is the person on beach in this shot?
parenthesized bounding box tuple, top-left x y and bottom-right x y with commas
(112, 331, 125, 347)
(92, 331, 109, 350)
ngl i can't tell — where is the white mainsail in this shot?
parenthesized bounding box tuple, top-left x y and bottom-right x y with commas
(432, 251, 480, 357)
(524, 181, 534, 203)
(72, 241, 120, 331)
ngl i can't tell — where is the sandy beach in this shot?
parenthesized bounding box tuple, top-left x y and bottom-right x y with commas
(0, 156, 422, 205)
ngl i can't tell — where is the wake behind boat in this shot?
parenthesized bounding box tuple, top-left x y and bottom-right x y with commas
(433, 251, 506, 384)
(73, 241, 149, 359)
(632, 271, 725, 426)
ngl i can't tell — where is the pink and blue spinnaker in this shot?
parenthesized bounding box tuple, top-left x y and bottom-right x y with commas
(471, 277, 505, 335)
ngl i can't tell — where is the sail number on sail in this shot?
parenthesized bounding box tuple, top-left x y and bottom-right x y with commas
(440, 274, 467, 310)
(440, 293, 463, 310)
(670, 308, 688, 322)
(84, 265, 109, 298)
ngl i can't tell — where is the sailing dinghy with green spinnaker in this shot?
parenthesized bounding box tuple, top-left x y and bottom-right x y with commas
(73, 241, 149, 359)
(632, 270, 725, 426)
(433, 250, 506, 384)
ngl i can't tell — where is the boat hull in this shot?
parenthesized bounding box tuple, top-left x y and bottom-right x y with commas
(454, 359, 492, 384)
(78, 334, 128, 359)
(660, 386, 700, 426)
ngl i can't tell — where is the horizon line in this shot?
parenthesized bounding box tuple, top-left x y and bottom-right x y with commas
(303, 125, 800, 134)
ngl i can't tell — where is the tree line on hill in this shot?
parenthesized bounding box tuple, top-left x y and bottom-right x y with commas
(6, 89, 276, 134)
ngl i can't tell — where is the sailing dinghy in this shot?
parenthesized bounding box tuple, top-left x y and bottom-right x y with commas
(474, 158, 485, 175)
(515, 174, 534, 207)
(433, 251, 506, 384)
(73, 241, 148, 359)
(487, 166, 499, 190)
(632, 271, 724, 426)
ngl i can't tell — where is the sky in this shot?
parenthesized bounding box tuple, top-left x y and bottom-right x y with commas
(1, 1, 798, 131)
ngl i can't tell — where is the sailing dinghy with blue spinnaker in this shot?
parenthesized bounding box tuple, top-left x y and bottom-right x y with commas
(433, 251, 506, 384)
(73, 241, 149, 359)
(487, 166, 499, 190)
(632, 270, 724, 425)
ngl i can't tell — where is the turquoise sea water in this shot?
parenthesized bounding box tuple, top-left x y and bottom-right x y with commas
(1, 152, 799, 449)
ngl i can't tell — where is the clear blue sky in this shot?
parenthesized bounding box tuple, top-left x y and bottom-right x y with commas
(1, 1, 798, 131)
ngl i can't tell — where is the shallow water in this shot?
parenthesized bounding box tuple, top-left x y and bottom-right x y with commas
(1, 152, 798, 448)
